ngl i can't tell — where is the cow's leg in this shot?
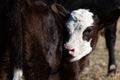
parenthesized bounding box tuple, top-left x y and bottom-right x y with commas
(8, 25, 23, 80)
(8, 27, 23, 80)
(7, 3, 24, 80)
(8, 24, 23, 80)
(105, 22, 117, 75)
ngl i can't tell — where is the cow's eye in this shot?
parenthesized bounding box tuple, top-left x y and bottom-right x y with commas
(82, 26, 93, 41)
(84, 26, 93, 34)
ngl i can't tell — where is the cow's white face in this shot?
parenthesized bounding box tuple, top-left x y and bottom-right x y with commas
(64, 9, 94, 62)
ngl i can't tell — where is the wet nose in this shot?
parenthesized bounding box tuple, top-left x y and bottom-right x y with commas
(64, 44, 75, 55)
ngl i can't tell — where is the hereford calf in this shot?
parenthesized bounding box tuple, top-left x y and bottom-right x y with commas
(60, 9, 99, 80)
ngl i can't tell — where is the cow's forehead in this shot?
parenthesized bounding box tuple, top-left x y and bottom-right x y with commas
(70, 9, 94, 26)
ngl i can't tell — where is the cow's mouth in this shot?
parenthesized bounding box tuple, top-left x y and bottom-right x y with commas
(68, 49, 75, 55)
(64, 44, 75, 55)
(63, 48, 76, 62)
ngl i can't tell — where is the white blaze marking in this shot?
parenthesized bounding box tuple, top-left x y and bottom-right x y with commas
(65, 9, 94, 62)
(13, 68, 23, 80)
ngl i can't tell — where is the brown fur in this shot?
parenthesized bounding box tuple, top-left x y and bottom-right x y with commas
(21, 1, 68, 80)
(0, 0, 69, 80)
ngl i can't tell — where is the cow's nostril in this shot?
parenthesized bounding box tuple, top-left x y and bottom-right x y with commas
(69, 49, 75, 55)
(64, 44, 75, 55)
(70, 49, 74, 52)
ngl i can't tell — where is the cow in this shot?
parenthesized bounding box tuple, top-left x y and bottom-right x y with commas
(59, 9, 99, 80)
(55, 0, 120, 76)
(0, 0, 69, 80)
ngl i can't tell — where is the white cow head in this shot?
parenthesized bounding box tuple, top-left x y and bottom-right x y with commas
(64, 9, 99, 62)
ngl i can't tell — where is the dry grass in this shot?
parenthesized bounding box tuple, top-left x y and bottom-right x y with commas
(79, 18, 120, 80)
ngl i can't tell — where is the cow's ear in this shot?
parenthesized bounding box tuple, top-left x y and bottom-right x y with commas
(51, 3, 69, 17)
(93, 15, 99, 24)
(93, 14, 103, 31)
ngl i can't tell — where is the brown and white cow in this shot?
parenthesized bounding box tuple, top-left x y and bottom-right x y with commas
(59, 9, 99, 80)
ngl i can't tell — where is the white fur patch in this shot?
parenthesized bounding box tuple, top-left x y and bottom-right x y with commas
(65, 9, 94, 62)
(13, 68, 23, 80)
(110, 64, 116, 70)
(70, 39, 92, 62)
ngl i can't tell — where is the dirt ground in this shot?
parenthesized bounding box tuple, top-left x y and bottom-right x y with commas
(79, 18, 120, 80)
